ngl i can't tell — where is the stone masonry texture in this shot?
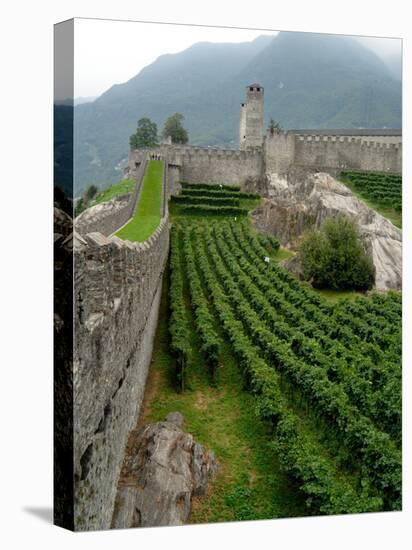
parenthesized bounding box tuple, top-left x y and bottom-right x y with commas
(73, 216, 170, 531)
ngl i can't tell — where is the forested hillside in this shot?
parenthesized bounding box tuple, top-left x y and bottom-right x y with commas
(72, 31, 401, 194)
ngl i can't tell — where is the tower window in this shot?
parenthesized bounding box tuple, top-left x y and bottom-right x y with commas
(249, 87, 254, 91)
(256, 87, 260, 92)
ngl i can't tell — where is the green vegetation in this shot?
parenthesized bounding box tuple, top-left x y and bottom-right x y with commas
(116, 160, 163, 242)
(73, 33, 401, 191)
(171, 204, 249, 217)
(166, 217, 401, 517)
(299, 215, 375, 291)
(339, 170, 402, 228)
(274, 247, 295, 263)
(181, 182, 241, 192)
(93, 178, 135, 205)
(84, 184, 98, 202)
(256, 232, 280, 254)
(129, 117, 159, 149)
(143, 270, 306, 523)
(268, 118, 283, 134)
(75, 184, 98, 216)
(75, 179, 136, 216)
(135, 178, 401, 522)
(315, 288, 364, 303)
(162, 113, 189, 144)
(172, 195, 241, 207)
(170, 182, 261, 219)
(181, 188, 243, 199)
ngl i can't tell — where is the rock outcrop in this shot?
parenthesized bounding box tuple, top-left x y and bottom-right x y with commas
(77, 194, 130, 224)
(111, 412, 217, 529)
(75, 194, 131, 236)
(253, 171, 402, 291)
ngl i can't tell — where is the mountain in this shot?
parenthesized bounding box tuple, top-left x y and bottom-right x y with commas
(383, 54, 402, 81)
(74, 96, 98, 106)
(54, 103, 73, 197)
(73, 31, 401, 194)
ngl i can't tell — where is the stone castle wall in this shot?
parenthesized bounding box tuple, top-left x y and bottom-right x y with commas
(128, 130, 401, 193)
(73, 216, 170, 531)
(129, 145, 263, 186)
(265, 132, 402, 175)
(75, 159, 147, 237)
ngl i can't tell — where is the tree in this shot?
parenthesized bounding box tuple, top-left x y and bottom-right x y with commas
(75, 197, 85, 217)
(162, 113, 189, 144)
(130, 117, 158, 149)
(83, 184, 98, 202)
(298, 215, 375, 290)
(269, 118, 283, 135)
(74, 184, 99, 216)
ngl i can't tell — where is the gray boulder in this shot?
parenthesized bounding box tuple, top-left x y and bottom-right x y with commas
(75, 193, 130, 223)
(253, 171, 402, 291)
(111, 412, 217, 529)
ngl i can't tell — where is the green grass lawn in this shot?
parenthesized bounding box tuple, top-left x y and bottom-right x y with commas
(314, 288, 365, 303)
(116, 160, 164, 242)
(273, 247, 295, 263)
(240, 197, 262, 210)
(338, 176, 402, 229)
(91, 178, 136, 206)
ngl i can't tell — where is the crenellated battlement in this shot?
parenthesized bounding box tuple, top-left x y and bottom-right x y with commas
(129, 143, 264, 186)
(294, 133, 401, 151)
(73, 210, 170, 530)
(263, 129, 402, 175)
(128, 105, 401, 185)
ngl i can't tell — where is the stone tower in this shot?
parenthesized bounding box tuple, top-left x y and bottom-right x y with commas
(239, 83, 264, 149)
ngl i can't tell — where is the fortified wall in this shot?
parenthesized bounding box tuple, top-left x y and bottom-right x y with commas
(73, 216, 170, 531)
(127, 133, 401, 196)
(129, 144, 263, 187)
(265, 130, 402, 176)
(75, 160, 147, 237)
(127, 83, 401, 192)
(67, 82, 402, 531)
(69, 160, 171, 530)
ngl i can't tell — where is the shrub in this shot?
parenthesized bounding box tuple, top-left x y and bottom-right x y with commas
(129, 117, 158, 149)
(257, 233, 280, 253)
(174, 204, 249, 216)
(171, 195, 240, 207)
(162, 113, 188, 144)
(299, 215, 375, 290)
(181, 182, 241, 192)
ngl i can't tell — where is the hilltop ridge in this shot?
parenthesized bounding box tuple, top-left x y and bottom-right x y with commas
(72, 31, 401, 193)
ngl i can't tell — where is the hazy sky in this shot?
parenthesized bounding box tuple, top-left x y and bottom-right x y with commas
(74, 18, 401, 98)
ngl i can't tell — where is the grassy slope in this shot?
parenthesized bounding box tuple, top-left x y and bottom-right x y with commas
(116, 160, 164, 242)
(315, 288, 365, 303)
(135, 193, 366, 521)
(140, 250, 306, 524)
(248, 218, 372, 304)
(338, 175, 402, 229)
(91, 178, 135, 206)
(138, 194, 306, 522)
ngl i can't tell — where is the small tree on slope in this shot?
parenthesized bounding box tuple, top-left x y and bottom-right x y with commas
(162, 113, 189, 144)
(299, 215, 375, 290)
(130, 117, 158, 149)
